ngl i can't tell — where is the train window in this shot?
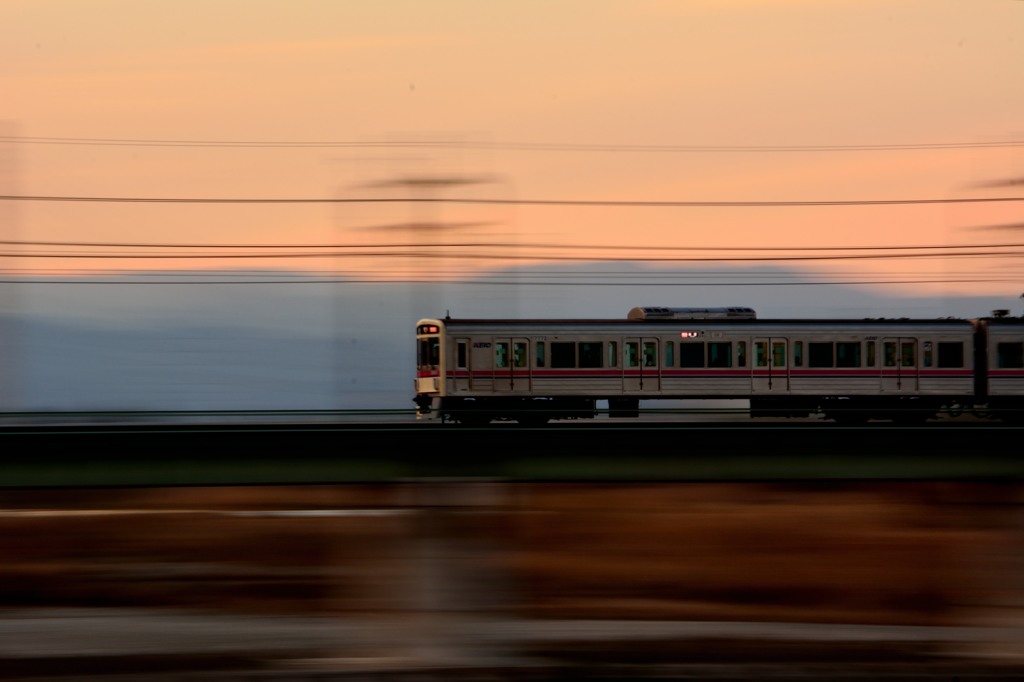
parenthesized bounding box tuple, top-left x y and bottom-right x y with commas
(607, 341, 619, 368)
(680, 342, 704, 368)
(535, 342, 546, 368)
(496, 342, 510, 369)
(836, 342, 860, 368)
(997, 342, 1024, 368)
(771, 341, 786, 368)
(923, 342, 933, 368)
(737, 341, 747, 368)
(626, 341, 639, 368)
(793, 341, 803, 367)
(866, 342, 876, 367)
(664, 341, 674, 368)
(808, 342, 833, 368)
(937, 342, 963, 368)
(754, 341, 767, 367)
(456, 341, 467, 369)
(551, 342, 576, 368)
(643, 341, 658, 367)
(579, 342, 603, 368)
(709, 342, 732, 368)
(883, 342, 897, 367)
(901, 341, 915, 367)
(513, 341, 528, 368)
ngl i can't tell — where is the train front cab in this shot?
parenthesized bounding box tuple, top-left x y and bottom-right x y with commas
(414, 319, 445, 419)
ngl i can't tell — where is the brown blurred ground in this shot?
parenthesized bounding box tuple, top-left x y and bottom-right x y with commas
(0, 483, 1019, 675)
(0, 482, 1022, 676)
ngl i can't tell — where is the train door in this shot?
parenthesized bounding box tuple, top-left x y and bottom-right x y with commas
(751, 337, 790, 394)
(880, 337, 919, 392)
(453, 338, 471, 393)
(465, 337, 496, 391)
(624, 337, 660, 392)
(494, 338, 531, 393)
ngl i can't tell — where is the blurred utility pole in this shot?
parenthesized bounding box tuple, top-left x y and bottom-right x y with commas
(362, 173, 496, 319)
(328, 139, 508, 410)
(0, 122, 23, 414)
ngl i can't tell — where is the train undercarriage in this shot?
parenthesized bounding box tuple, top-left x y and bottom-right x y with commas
(423, 396, 598, 426)
(415, 394, 1024, 425)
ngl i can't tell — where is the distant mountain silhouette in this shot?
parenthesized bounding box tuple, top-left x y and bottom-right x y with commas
(0, 263, 1018, 414)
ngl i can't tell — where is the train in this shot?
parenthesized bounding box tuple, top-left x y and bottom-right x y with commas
(414, 306, 1024, 424)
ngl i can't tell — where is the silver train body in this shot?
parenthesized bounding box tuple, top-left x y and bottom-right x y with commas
(414, 307, 1024, 424)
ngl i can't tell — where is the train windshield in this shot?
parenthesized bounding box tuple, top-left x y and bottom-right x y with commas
(418, 336, 440, 370)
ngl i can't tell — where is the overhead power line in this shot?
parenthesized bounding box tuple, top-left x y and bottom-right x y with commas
(1, 194, 1022, 207)
(2, 239, 1023, 253)
(1, 248, 1021, 263)
(2, 135, 1023, 152)
(0, 238, 1022, 265)
(0, 275, 1018, 287)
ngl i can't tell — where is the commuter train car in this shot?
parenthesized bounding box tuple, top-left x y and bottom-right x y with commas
(414, 307, 1024, 424)
(975, 314, 1024, 421)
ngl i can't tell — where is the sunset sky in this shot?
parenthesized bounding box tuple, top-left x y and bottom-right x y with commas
(3, 0, 1023, 297)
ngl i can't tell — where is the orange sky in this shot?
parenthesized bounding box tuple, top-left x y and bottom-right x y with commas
(2, 0, 1023, 298)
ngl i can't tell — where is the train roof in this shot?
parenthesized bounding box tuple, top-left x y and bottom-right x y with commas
(421, 303, 974, 323)
(415, 307, 1024, 332)
(421, 316, 979, 330)
(627, 306, 757, 320)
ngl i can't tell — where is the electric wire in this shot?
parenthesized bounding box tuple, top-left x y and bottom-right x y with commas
(2, 194, 1022, 207)
(3, 135, 1024, 152)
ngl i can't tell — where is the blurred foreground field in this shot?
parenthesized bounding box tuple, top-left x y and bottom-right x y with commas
(0, 481, 1022, 676)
